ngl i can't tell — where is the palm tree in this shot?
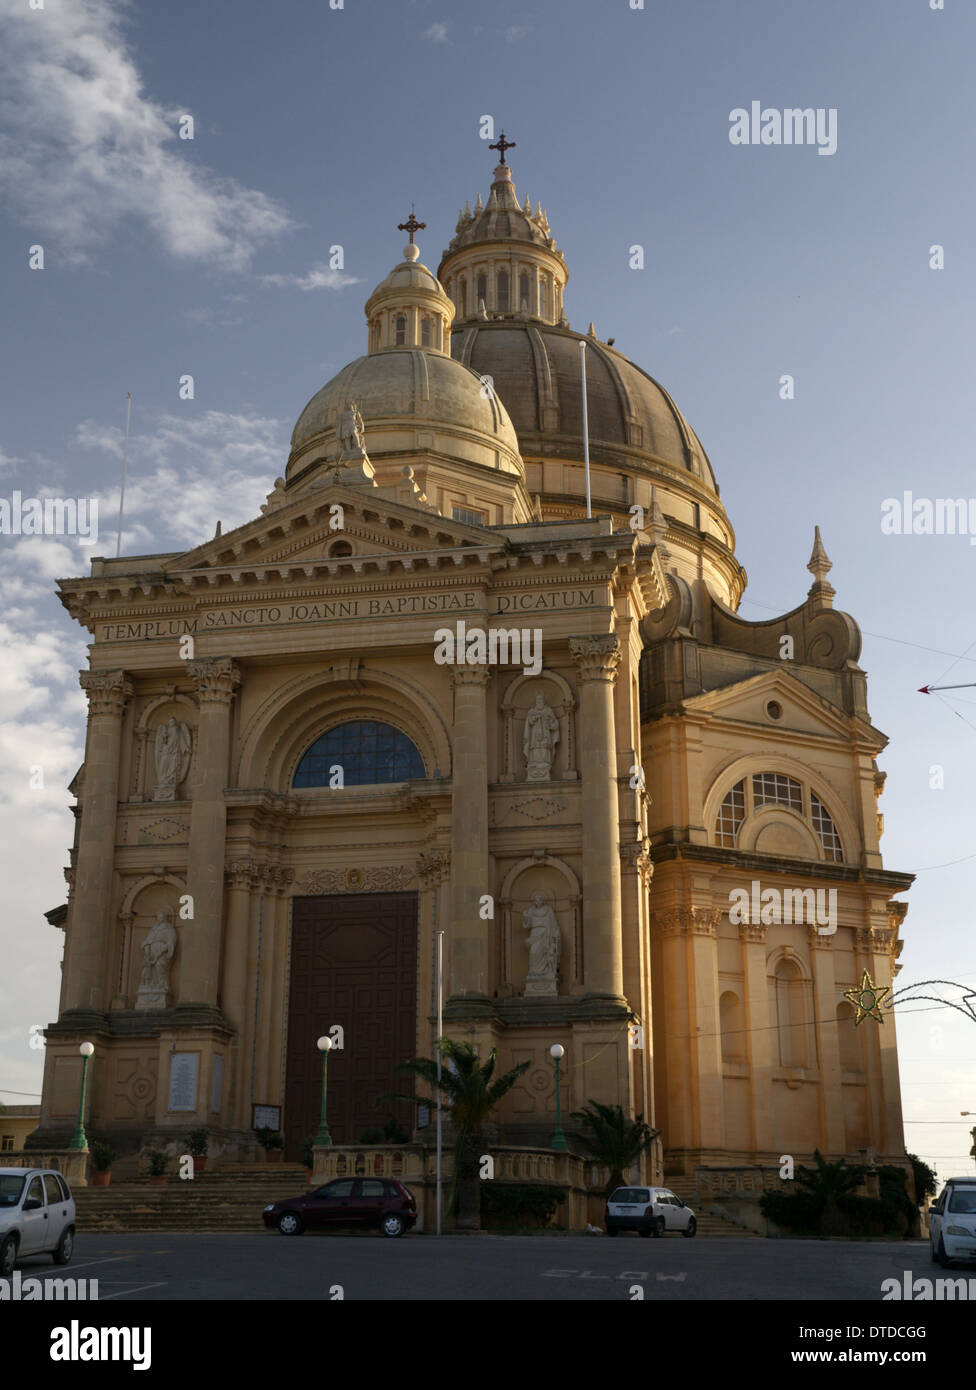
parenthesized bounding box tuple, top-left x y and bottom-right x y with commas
(381, 1038, 529, 1231)
(794, 1149, 867, 1238)
(570, 1100, 659, 1195)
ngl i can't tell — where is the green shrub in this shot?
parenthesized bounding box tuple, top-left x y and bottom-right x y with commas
(90, 1140, 116, 1173)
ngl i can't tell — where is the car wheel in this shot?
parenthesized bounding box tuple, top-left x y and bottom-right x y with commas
(683, 1217, 696, 1238)
(278, 1213, 304, 1236)
(935, 1236, 950, 1268)
(652, 1216, 666, 1238)
(381, 1214, 405, 1238)
(52, 1226, 74, 1265)
(0, 1235, 16, 1277)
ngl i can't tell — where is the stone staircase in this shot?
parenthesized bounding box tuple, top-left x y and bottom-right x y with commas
(73, 1164, 310, 1233)
(663, 1176, 761, 1238)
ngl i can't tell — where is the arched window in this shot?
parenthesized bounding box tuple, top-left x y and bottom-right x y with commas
(496, 270, 509, 311)
(519, 271, 529, 309)
(774, 960, 807, 1068)
(420, 317, 431, 347)
(395, 315, 406, 346)
(811, 791, 844, 862)
(476, 273, 487, 307)
(715, 779, 746, 847)
(539, 276, 548, 318)
(294, 721, 425, 788)
(720, 991, 745, 1063)
(753, 772, 803, 813)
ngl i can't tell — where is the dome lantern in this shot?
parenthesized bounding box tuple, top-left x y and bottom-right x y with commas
(363, 210, 455, 355)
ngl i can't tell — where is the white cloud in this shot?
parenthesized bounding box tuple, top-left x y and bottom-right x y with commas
(425, 22, 449, 43)
(260, 264, 363, 293)
(0, 0, 292, 269)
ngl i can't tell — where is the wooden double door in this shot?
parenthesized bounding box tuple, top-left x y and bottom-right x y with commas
(284, 892, 418, 1159)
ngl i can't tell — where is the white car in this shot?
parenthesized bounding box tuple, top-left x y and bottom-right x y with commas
(930, 1176, 976, 1267)
(0, 1168, 76, 1276)
(605, 1185, 697, 1238)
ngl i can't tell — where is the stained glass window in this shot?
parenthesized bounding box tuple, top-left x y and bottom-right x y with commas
(294, 721, 425, 787)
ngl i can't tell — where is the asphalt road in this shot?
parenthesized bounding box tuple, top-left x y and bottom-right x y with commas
(12, 1231, 947, 1301)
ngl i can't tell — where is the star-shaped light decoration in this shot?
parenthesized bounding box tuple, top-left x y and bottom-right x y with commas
(843, 969, 891, 1026)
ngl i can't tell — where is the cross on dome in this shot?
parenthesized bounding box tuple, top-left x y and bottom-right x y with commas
(397, 211, 426, 245)
(489, 131, 516, 164)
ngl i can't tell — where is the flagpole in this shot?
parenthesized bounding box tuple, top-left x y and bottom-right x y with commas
(579, 342, 591, 518)
(116, 392, 131, 558)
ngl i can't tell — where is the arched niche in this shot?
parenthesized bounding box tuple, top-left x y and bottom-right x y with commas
(236, 666, 452, 791)
(499, 669, 576, 784)
(132, 693, 197, 802)
(499, 855, 581, 994)
(117, 876, 185, 1007)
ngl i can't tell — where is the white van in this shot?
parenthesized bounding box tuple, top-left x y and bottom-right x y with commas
(929, 1176, 976, 1266)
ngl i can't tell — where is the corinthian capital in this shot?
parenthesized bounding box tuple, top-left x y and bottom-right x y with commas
(451, 667, 492, 688)
(80, 669, 133, 718)
(569, 634, 621, 683)
(188, 657, 241, 706)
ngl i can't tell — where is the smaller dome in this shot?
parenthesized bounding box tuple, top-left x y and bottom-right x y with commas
(444, 163, 563, 259)
(364, 238, 455, 356)
(375, 243, 443, 294)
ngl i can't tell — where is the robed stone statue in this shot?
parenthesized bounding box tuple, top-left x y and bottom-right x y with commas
(135, 911, 177, 1010)
(522, 892, 560, 996)
(337, 400, 366, 457)
(522, 693, 559, 782)
(153, 717, 191, 801)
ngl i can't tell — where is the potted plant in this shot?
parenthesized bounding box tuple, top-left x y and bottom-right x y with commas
(255, 1127, 284, 1162)
(146, 1150, 168, 1186)
(90, 1140, 117, 1188)
(301, 1135, 315, 1182)
(185, 1127, 210, 1174)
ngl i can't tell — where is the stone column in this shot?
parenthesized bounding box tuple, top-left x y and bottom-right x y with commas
(64, 670, 133, 1016)
(449, 668, 492, 999)
(180, 657, 241, 1011)
(738, 923, 774, 1156)
(809, 926, 846, 1154)
(221, 861, 254, 1034)
(569, 634, 625, 1002)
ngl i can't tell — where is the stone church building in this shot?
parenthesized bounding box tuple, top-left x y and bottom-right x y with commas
(36, 149, 912, 1176)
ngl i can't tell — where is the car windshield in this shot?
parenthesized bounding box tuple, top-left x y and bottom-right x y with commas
(0, 1175, 26, 1206)
(611, 1188, 650, 1203)
(948, 1188, 976, 1214)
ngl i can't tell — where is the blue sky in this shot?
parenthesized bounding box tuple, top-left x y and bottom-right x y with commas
(1, 0, 974, 1178)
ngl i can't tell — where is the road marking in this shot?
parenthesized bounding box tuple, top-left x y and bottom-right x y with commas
(97, 1282, 169, 1300)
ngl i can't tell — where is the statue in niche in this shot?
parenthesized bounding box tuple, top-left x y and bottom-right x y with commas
(522, 693, 559, 782)
(522, 892, 561, 996)
(153, 717, 192, 801)
(337, 400, 366, 457)
(135, 911, 177, 1010)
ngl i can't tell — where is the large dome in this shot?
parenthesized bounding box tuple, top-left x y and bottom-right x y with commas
(451, 319, 718, 493)
(288, 348, 522, 477)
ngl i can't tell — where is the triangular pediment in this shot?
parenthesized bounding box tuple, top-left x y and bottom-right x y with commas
(163, 481, 505, 578)
(682, 669, 884, 746)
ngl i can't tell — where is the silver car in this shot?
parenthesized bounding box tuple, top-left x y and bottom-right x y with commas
(0, 1168, 76, 1275)
(605, 1185, 697, 1238)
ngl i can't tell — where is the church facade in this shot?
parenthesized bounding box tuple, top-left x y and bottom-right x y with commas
(36, 149, 912, 1176)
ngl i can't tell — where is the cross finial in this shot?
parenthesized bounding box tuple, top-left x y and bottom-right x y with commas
(397, 210, 426, 244)
(489, 130, 516, 164)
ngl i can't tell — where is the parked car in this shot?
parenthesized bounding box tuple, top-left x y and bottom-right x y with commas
(263, 1176, 417, 1237)
(0, 1168, 76, 1275)
(930, 1176, 976, 1267)
(605, 1185, 697, 1238)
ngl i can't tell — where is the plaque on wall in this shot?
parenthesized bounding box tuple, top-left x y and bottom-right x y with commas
(168, 1052, 199, 1112)
(211, 1055, 223, 1115)
(252, 1104, 281, 1132)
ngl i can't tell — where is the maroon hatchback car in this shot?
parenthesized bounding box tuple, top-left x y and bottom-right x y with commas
(263, 1177, 417, 1237)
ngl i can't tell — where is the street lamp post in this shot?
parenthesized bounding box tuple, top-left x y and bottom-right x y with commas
(314, 1036, 333, 1147)
(69, 1042, 94, 1151)
(550, 1043, 568, 1151)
